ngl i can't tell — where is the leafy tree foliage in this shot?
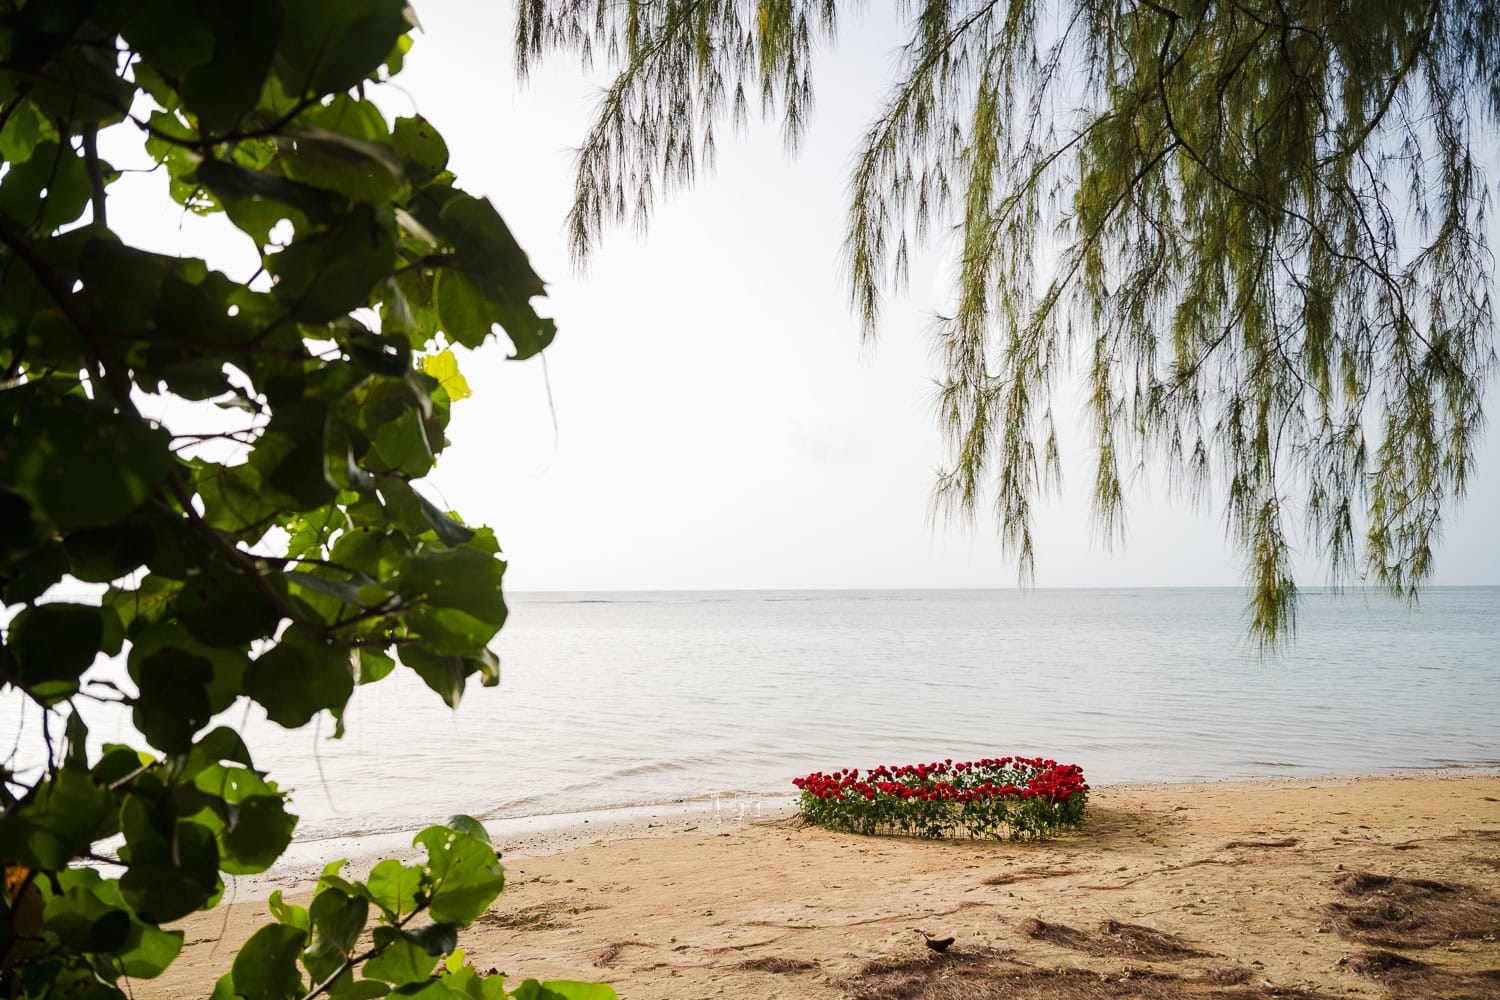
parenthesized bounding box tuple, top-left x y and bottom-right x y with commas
(518, 0, 1497, 641)
(0, 2, 612, 996)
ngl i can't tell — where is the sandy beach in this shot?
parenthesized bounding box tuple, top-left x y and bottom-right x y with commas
(153, 774, 1500, 999)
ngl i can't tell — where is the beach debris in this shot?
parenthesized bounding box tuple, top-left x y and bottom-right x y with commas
(1323, 871, 1500, 948)
(735, 956, 817, 973)
(980, 865, 1078, 886)
(476, 900, 598, 932)
(1021, 917, 1209, 959)
(846, 948, 1344, 999)
(1221, 837, 1300, 849)
(1348, 949, 1500, 999)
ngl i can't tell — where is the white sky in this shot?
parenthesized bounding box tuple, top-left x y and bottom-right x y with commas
(113, 1, 1500, 593)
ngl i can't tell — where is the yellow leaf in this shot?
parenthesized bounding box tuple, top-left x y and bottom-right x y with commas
(420, 348, 472, 401)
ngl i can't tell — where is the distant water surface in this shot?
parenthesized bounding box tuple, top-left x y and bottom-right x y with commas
(25, 588, 1500, 841)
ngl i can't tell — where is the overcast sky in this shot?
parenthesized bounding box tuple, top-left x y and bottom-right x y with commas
(113, 2, 1500, 593)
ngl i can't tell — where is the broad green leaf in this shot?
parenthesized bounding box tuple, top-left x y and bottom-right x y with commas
(363, 926, 440, 985)
(269, 205, 397, 323)
(245, 627, 355, 728)
(275, 0, 410, 96)
(268, 890, 310, 932)
(220, 792, 299, 875)
(0, 141, 94, 229)
(0, 98, 49, 165)
(128, 626, 248, 714)
(412, 824, 503, 925)
(0, 539, 69, 605)
(369, 409, 434, 477)
(179, 5, 283, 131)
(363, 859, 421, 919)
(249, 398, 339, 512)
(0, 769, 110, 870)
(130, 647, 214, 753)
(118, 806, 221, 922)
(407, 922, 458, 957)
(305, 888, 369, 981)
(392, 116, 448, 182)
(62, 522, 157, 583)
(231, 923, 307, 1000)
(176, 564, 283, 648)
(434, 271, 494, 350)
(357, 648, 396, 685)
(43, 885, 132, 954)
(49, 870, 187, 978)
(281, 126, 404, 204)
(194, 159, 331, 244)
(175, 726, 255, 780)
(5, 603, 101, 704)
(0, 395, 173, 530)
(395, 548, 506, 624)
(509, 983, 619, 1000)
(414, 492, 477, 546)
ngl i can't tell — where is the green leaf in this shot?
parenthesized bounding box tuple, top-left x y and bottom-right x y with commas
(176, 564, 283, 648)
(62, 523, 158, 583)
(175, 725, 255, 780)
(392, 116, 448, 182)
(249, 398, 339, 512)
(413, 823, 504, 925)
(178, 5, 284, 131)
(49, 869, 187, 978)
(363, 926, 440, 985)
(43, 885, 132, 954)
(194, 158, 333, 244)
(409, 922, 458, 958)
(357, 648, 396, 685)
(434, 271, 494, 350)
(129, 626, 248, 715)
(0, 394, 174, 530)
(245, 627, 355, 728)
(118, 804, 221, 922)
(305, 888, 369, 981)
(275, 0, 411, 96)
(0, 98, 49, 165)
(220, 791, 299, 875)
(231, 923, 307, 1000)
(130, 647, 214, 753)
(363, 859, 421, 919)
(0, 539, 69, 604)
(269, 204, 397, 323)
(395, 548, 506, 624)
(5, 603, 102, 705)
(414, 494, 476, 546)
(268, 889, 310, 932)
(281, 126, 404, 204)
(369, 409, 434, 477)
(508, 983, 618, 1000)
(0, 141, 94, 229)
(334, 979, 391, 1000)
(399, 644, 498, 707)
(0, 769, 109, 869)
(443, 816, 490, 844)
(429, 193, 545, 298)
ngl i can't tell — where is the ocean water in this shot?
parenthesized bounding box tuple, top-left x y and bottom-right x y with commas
(10, 588, 1500, 842)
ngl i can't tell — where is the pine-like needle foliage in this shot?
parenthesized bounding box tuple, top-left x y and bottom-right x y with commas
(518, 0, 1498, 644)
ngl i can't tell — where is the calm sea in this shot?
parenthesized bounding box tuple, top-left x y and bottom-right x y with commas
(12, 588, 1500, 842)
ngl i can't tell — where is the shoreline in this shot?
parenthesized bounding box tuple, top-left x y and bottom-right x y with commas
(261, 764, 1500, 888)
(157, 771, 1500, 999)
